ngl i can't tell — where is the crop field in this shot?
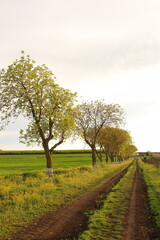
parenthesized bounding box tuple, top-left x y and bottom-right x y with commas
(0, 153, 92, 176)
(0, 156, 160, 240)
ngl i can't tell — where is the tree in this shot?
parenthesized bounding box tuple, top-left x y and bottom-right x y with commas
(0, 52, 77, 177)
(75, 100, 125, 166)
(97, 127, 136, 162)
(120, 144, 137, 160)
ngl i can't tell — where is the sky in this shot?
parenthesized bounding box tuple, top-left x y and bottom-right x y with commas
(0, 0, 160, 152)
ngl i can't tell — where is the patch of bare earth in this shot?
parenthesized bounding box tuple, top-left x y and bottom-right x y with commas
(5, 165, 130, 240)
(123, 164, 160, 240)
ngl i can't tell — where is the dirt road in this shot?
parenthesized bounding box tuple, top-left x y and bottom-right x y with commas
(5, 166, 129, 240)
(123, 164, 159, 240)
(4, 162, 160, 240)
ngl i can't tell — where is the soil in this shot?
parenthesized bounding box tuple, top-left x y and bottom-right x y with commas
(4, 162, 160, 240)
(123, 163, 160, 240)
(5, 166, 129, 240)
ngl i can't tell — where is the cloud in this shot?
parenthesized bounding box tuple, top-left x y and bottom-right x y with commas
(0, 144, 40, 151)
(0, 131, 19, 145)
(1, 0, 160, 152)
(1, 0, 160, 74)
(0, 131, 18, 137)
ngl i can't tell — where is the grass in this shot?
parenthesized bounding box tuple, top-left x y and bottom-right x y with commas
(0, 160, 132, 239)
(140, 159, 160, 227)
(78, 160, 136, 240)
(0, 153, 92, 176)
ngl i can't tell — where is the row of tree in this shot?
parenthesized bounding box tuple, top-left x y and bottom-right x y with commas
(96, 127, 137, 163)
(75, 102, 137, 166)
(0, 52, 137, 177)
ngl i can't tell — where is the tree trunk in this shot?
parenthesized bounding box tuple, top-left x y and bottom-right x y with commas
(45, 151, 54, 178)
(105, 152, 109, 163)
(96, 147, 103, 162)
(43, 141, 54, 178)
(91, 147, 97, 167)
(110, 154, 114, 163)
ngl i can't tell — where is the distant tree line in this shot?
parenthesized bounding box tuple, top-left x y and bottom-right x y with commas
(0, 52, 137, 177)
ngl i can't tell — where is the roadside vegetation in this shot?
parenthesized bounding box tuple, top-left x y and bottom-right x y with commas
(78, 160, 136, 240)
(142, 153, 160, 169)
(0, 159, 131, 238)
(140, 159, 160, 227)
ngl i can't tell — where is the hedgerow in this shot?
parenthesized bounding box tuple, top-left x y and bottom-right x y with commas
(0, 150, 92, 155)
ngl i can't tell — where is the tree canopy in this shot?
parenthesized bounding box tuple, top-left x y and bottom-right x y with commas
(0, 52, 137, 175)
(97, 127, 137, 162)
(0, 52, 77, 177)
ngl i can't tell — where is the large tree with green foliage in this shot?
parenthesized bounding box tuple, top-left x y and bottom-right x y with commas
(75, 100, 125, 166)
(0, 52, 77, 177)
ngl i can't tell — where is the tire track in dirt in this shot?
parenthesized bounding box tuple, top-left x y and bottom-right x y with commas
(6, 163, 132, 240)
(123, 163, 160, 240)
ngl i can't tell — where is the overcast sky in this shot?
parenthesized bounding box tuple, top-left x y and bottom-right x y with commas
(1, 0, 160, 151)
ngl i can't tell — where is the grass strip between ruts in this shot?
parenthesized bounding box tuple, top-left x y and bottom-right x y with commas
(78, 160, 136, 240)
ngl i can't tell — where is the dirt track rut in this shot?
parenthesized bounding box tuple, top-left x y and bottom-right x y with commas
(6, 166, 130, 240)
(123, 164, 159, 240)
(5, 161, 160, 240)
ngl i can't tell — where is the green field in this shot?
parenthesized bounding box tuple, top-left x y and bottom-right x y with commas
(0, 159, 131, 238)
(0, 153, 92, 176)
